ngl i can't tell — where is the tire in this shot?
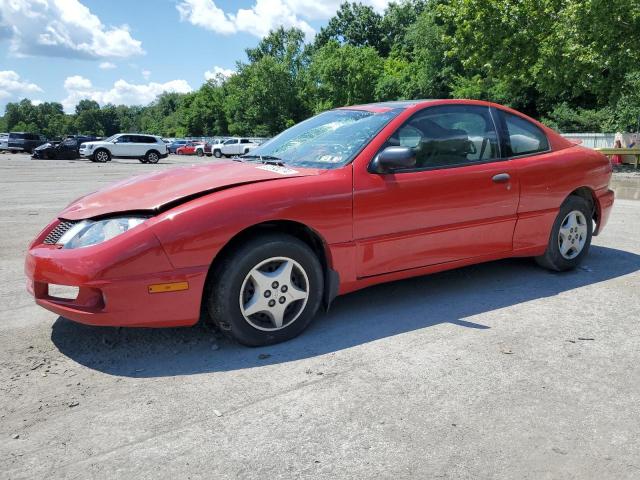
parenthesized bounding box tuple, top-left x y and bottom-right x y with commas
(207, 234, 324, 346)
(213, 149, 222, 158)
(535, 195, 593, 271)
(197, 149, 204, 157)
(94, 149, 111, 163)
(243, 148, 249, 155)
(145, 150, 160, 164)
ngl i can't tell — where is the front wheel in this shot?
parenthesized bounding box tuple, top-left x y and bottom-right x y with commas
(197, 149, 204, 157)
(535, 195, 593, 271)
(207, 234, 324, 346)
(93, 149, 111, 163)
(213, 149, 222, 158)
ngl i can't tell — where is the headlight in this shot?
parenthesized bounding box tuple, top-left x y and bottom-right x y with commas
(88, 145, 94, 150)
(59, 217, 147, 249)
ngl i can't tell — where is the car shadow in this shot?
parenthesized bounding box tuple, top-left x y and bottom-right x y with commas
(51, 245, 639, 377)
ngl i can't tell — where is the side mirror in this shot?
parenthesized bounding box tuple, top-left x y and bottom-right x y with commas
(369, 146, 416, 173)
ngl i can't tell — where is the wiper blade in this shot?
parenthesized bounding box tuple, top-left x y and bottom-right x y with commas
(241, 154, 285, 166)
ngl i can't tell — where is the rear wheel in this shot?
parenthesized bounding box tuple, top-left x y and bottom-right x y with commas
(207, 234, 324, 346)
(535, 195, 593, 271)
(145, 150, 160, 164)
(197, 149, 204, 157)
(94, 149, 110, 163)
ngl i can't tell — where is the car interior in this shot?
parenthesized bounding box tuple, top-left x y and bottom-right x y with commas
(383, 108, 500, 169)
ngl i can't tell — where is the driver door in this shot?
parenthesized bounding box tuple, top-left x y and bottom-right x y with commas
(353, 104, 519, 278)
(111, 135, 131, 156)
(58, 138, 77, 159)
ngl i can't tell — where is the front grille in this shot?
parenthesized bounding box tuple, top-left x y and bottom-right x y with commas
(43, 220, 77, 245)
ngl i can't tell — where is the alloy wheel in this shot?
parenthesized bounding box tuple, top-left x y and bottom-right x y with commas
(239, 256, 309, 331)
(95, 150, 109, 162)
(558, 210, 588, 259)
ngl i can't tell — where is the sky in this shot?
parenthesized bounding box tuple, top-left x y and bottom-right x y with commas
(0, 0, 394, 115)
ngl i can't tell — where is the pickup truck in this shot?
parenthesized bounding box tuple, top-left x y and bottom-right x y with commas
(212, 138, 259, 158)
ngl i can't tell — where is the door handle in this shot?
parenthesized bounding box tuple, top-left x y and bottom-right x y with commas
(492, 173, 510, 183)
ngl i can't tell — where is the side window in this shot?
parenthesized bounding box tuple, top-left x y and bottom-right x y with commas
(241, 139, 250, 144)
(500, 111, 549, 156)
(117, 135, 131, 143)
(380, 105, 500, 170)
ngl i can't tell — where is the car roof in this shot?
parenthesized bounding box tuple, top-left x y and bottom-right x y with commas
(341, 100, 438, 112)
(341, 99, 520, 113)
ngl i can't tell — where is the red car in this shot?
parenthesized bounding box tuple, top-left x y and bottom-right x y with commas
(25, 100, 614, 346)
(175, 142, 202, 155)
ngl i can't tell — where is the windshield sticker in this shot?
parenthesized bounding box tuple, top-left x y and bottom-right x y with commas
(318, 154, 343, 163)
(256, 165, 299, 175)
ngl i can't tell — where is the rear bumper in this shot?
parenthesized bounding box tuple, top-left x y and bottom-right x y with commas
(160, 152, 168, 159)
(25, 224, 208, 327)
(594, 188, 615, 235)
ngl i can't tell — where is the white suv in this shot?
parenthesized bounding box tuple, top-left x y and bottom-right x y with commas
(212, 138, 259, 158)
(79, 133, 168, 164)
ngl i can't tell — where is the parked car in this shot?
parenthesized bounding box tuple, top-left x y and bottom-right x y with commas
(176, 142, 202, 155)
(7, 132, 47, 153)
(32, 136, 97, 160)
(79, 133, 168, 164)
(167, 140, 188, 154)
(194, 140, 224, 157)
(0, 133, 8, 152)
(25, 99, 614, 347)
(212, 137, 259, 158)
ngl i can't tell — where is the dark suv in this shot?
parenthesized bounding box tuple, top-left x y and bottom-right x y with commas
(8, 132, 47, 154)
(32, 136, 98, 160)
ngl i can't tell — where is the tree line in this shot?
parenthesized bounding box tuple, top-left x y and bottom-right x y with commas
(1, 0, 639, 138)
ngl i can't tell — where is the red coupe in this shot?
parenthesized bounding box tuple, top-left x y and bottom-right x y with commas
(175, 142, 202, 155)
(25, 100, 614, 346)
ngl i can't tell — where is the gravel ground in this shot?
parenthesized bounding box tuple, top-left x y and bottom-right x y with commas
(1, 153, 639, 479)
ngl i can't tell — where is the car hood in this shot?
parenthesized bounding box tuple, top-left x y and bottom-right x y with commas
(59, 160, 321, 220)
(34, 143, 53, 150)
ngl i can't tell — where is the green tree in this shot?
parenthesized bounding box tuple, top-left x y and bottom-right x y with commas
(224, 56, 300, 136)
(305, 42, 383, 112)
(315, 2, 387, 55)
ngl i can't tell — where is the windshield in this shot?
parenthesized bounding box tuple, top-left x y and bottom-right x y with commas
(245, 108, 402, 169)
(102, 134, 118, 142)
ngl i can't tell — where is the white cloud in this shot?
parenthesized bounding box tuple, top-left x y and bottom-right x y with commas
(99, 62, 116, 70)
(177, 0, 394, 39)
(0, 70, 43, 111)
(0, 0, 144, 59)
(141, 69, 151, 80)
(177, 0, 325, 39)
(204, 66, 235, 82)
(61, 76, 192, 112)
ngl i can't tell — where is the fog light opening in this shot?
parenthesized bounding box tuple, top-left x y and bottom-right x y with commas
(48, 284, 80, 301)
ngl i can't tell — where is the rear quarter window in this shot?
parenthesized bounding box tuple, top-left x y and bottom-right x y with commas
(499, 111, 549, 157)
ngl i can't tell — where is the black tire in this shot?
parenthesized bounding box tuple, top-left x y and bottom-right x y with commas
(145, 150, 160, 164)
(93, 149, 111, 163)
(213, 149, 222, 158)
(207, 234, 324, 347)
(197, 149, 204, 157)
(535, 195, 593, 271)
